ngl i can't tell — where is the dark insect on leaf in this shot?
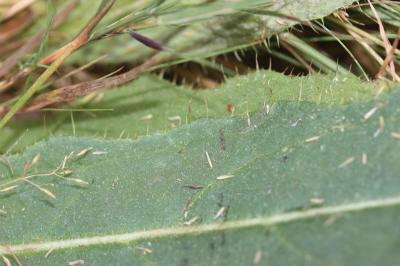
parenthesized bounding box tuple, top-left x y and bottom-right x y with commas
(129, 32, 164, 51)
(182, 184, 204, 190)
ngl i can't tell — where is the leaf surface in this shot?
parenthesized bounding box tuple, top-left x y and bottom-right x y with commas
(1, 87, 399, 265)
(0, 71, 376, 153)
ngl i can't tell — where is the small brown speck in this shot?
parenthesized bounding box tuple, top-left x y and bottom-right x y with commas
(184, 216, 199, 226)
(44, 248, 54, 258)
(391, 132, 400, 139)
(135, 246, 153, 255)
(77, 147, 92, 157)
(141, 114, 153, 121)
(214, 206, 226, 219)
(362, 153, 368, 165)
(40, 187, 56, 199)
(206, 151, 213, 169)
(66, 178, 89, 186)
(93, 151, 107, 155)
(310, 197, 324, 206)
(23, 160, 30, 171)
(60, 169, 73, 176)
(168, 116, 181, 123)
(219, 128, 226, 151)
(253, 250, 262, 265)
(216, 175, 234, 180)
(182, 197, 191, 218)
(68, 259, 84, 266)
(338, 157, 355, 168)
(305, 136, 320, 143)
(324, 214, 342, 227)
(363, 106, 378, 120)
(227, 103, 234, 113)
(31, 154, 41, 166)
(379, 116, 384, 131)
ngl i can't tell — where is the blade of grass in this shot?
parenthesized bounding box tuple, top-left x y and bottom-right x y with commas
(269, 49, 307, 69)
(280, 39, 315, 73)
(315, 21, 370, 80)
(376, 28, 400, 81)
(367, 0, 398, 80)
(22, 56, 161, 112)
(0, 0, 116, 129)
(335, 19, 400, 57)
(0, 46, 74, 129)
(1, 0, 36, 22)
(41, 108, 114, 112)
(279, 32, 349, 74)
(0, 0, 79, 79)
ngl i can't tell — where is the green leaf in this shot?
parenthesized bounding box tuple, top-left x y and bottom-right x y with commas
(1, 87, 399, 265)
(40, 0, 356, 64)
(0, 70, 377, 153)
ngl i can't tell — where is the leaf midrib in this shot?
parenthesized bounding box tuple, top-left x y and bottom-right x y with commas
(2, 195, 400, 256)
